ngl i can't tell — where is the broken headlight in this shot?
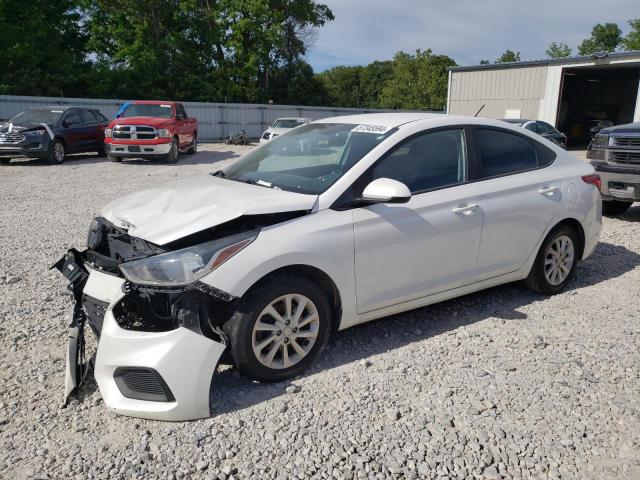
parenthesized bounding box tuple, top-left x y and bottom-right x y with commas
(118, 230, 257, 286)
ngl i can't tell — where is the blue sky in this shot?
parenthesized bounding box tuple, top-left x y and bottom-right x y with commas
(306, 0, 640, 72)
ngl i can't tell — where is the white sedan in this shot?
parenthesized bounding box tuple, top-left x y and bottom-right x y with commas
(54, 113, 602, 420)
(259, 117, 311, 144)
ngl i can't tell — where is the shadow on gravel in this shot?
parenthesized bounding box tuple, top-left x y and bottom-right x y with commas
(211, 240, 640, 415)
(0, 147, 244, 168)
(604, 204, 640, 223)
(1, 153, 107, 166)
(117, 149, 242, 167)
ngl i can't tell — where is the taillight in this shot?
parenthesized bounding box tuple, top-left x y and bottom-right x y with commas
(581, 174, 601, 192)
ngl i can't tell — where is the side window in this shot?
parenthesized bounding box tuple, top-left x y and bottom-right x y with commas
(524, 122, 538, 133)
(79, 110, 96, 124)
(537, 122, 556, 135)
(64, 110, 82, 126)
(370, 129, 466, 193)
(473, 128, 538, 179)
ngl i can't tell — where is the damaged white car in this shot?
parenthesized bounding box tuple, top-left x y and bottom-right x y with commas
(54, 113, 601, 421)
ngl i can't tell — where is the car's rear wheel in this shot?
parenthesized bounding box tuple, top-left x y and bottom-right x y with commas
(223, 273, 332, 382)
(47, 139, 66, 164)
(166, 139, 179, 163)
(602, 199, 632, 216)
(524, 224, 579, 295)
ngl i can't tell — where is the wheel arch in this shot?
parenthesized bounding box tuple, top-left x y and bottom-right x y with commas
(242, 264, 343, 332)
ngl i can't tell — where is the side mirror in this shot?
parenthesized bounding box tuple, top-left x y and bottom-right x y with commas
(361, 178, 411, 204)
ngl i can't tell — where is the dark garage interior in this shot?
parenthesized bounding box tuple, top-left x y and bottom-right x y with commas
(557, 65, 640, 148)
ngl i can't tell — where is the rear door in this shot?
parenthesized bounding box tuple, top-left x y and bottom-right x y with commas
(471, 127, 562, 278)
(176, 104, 192, 148)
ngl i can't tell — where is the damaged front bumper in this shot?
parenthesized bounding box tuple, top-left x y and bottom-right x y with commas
(52, 249, 228, 421)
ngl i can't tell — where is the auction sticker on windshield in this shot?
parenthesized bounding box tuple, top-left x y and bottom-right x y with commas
(351, 124, 394, 135)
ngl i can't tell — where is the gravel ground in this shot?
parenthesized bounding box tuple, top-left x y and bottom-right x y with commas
(0, 145, 639, 480)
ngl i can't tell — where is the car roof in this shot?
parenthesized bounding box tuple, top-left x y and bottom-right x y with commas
(501, 118, 533, 124)
(33, 106, 83, 111)
(132, 100, 177, 105)
(274, 117, 310, 121)
(316, 112, 445, 128)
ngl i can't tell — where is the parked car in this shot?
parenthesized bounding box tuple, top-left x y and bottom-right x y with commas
(587, 121, 640, 215)
(501, 119, 567, 148)
(260, 117, 311, 144)
(105, 101, 198, 163)
(54, 113, 601, 420)
(0, 107, 108, 164)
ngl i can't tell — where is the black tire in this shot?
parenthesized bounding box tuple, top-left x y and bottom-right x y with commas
(97, 146, 107, 158)
(602, 200, 632, 216)
(108, 155, 122, 163)
(187, 135, 197, 154)
(524, 224, 580, 295)
(223, 273, 332, 382)
(47, 139, 66, 164)
(0, 158, 10, 165)
(166, 139, 179, 163)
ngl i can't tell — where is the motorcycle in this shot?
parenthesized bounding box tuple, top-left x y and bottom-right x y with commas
(224, 130, 249, 145)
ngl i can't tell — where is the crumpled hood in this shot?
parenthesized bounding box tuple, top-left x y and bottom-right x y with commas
(100, 175, 317, 245)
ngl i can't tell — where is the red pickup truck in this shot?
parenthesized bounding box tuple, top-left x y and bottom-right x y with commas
(104, 101, 198, 163)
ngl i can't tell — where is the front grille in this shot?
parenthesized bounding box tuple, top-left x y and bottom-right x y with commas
(0, 132, 25, 144)
(82, 294, 109, 336)
(112, 125, 156, 140)
(114, 367, 175, 402)
(610, 151, 640, 165)
(612, 136, 640, 148)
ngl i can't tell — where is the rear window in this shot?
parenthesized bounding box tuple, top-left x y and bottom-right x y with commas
(473, 128, 542, 179)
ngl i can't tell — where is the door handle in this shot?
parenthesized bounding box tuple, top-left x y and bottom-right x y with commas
(451, 204, 479, 215)
(538, 186, 559, 196)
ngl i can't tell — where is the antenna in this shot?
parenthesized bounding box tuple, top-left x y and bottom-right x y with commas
(474, 104, 485, 117)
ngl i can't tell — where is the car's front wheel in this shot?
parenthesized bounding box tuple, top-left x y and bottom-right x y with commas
(47, 139, 66, 164)
(166, 139, 179, 163)
(224, 273, 332, 382)
(602, 199, 632, 216)
(524, 224, 579, 295)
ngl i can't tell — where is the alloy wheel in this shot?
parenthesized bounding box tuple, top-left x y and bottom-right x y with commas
(53, 142, 65, 162)
(544, 235, 575, 286)
(252, 294, 320, 369)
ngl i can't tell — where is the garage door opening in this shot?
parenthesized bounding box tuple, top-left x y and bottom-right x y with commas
(557, 66, 640, 148)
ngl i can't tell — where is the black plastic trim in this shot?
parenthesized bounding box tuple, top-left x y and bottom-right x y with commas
(113, 367, 175, 402)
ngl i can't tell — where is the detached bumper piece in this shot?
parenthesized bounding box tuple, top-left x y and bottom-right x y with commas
(50, 249, 91, 403)
(52, 248, 229, 421)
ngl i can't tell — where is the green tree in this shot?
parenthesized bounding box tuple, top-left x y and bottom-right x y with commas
(479, 59, 490, 65)
(0, 0, 92, 96)
(378, 49, 456, 111)
(546, 41, 572, 58)
(317, 60, 393, 108)
(495, 50, 521, 63)
(578, 22, 622, 55)
(623, 18, 640, 51)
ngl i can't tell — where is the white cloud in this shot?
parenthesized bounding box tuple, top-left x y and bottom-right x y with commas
(307, 0, 640, 71)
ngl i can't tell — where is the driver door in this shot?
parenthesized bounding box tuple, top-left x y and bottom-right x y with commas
(352, 128, 484, 313)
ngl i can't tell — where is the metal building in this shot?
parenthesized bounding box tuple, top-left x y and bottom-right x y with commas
(447, 51, 640, 147)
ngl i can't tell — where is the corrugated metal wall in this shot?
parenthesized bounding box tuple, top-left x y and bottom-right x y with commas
(448, 66, 549, 120)
(0, 95, 419, 141)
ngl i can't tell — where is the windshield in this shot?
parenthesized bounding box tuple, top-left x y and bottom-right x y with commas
(10, 109, 63, 124)
(273, 119, 306, 129)
(223, 123, 396, 195)
(120, 104, 173, 118)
